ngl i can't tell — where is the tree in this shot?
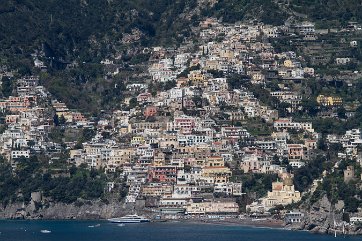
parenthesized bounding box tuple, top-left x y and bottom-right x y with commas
(53, 114, 59, 126)
(82, 128, 95, 141)
(272, 155, 281, 165)
(293, 156, 327, 192)
(337, 107, 346, 119)
(1, 76, 13, 97)
(192, 96, 203, 108)
(27, 140, 35, 148)
(59, 115, 66, 125)
(101, 131, 111, 139)
(164, 80, 176, 90)
(278, 102, 291, 117)
(129, 97, 138, 109)
(207, 69, 224, 78)
(227, 74, 250, 90)
(301, 98, 319, 116)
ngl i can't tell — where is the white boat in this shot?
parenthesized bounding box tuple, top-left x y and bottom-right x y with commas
(40, 230, 51, 233)
(108, 214, 150, 223)
(88, 224, 101, 228)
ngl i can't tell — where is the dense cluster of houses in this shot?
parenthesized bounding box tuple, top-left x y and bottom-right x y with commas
(0, 76, 53, 165)
(0, 76, 90, 167)
(2, 18, 362, 219)
(64, 19, 331, 215)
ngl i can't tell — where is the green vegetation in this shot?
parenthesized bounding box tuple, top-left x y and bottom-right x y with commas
(1, 0, 359, 67)
(1, 0, 361, 113)
(0, 156, 108, 206)
(40, 64, 127, 113)
(242, 173, 278, 198)
(310, 159, 362, 212)
(0, 0, 201, 113)
(204, 0, 288, 25)
(0, 0, 199, 64)
(293, 155, 331, 192)
(233, 172, 278, 212)
(243, 117, 273, 136)
(231, 170, 278, 198)
(290, 0, 362, 27)
(292, 101, 362, 135)
(285, 77, 362, 135)
(148, 80, 176, 96)
(0, 76, 14, 97)
(48, 126, 96, 149)
(227, 74, 250, 90)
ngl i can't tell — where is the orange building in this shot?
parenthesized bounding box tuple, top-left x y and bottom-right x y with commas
(144, 106, 158, 118)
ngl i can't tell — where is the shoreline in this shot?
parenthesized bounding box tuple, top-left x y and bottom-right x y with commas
(0, 216, 285, 229)
(1, 217, 361, 236)
(176, 218, 285, 229)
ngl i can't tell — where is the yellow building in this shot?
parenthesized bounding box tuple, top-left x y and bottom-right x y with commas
(153, 152, 166, 166)
(283, 59, 301, 68)
(283, 59, 294, 68)
(250, 71, 265, 83)
(205, 156, 225, 167)
(205, 60, 219, 70)
(219, 49, 234, 60)
(182, 157, 206, 167)
(261, 178, 301, 210)
(202, 166, 232, 183)
(56, 111, 72, 122)
(188, 70, 206, 85)
(316, 95, 342, 106)
(131, 136, 145, 145)
(109, 148, 134, 166)
(177, 77, 188, 87)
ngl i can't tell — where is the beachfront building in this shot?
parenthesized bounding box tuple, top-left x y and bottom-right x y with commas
(186, 201, 239, 215)
(260, 177, 301, 210)
(284, 211, 304, 224)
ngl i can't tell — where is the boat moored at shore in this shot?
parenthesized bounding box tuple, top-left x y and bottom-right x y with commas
(108, 214, 150, 223)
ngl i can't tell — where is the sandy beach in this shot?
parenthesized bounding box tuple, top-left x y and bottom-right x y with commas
(169, 217, 285, 229)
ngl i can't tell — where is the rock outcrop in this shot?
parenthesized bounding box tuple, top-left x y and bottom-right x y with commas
(0, 199, 138, 220)
(287, 195, 362, 235)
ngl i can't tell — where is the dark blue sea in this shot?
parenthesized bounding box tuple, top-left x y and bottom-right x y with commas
(0, 220, 360, 241)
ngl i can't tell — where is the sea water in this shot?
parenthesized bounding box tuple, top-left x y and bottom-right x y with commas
(0, 220, 360, 241)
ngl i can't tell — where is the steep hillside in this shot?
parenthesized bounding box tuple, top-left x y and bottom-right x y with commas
(0, 0, 203, 112)
(204, 0, 362, 27)
(1, 0, 361, 65)
(204, 0, 288, 25)
(289, 0, 362, 27)
(1, 0, 362, 113)
(0, 0, 199, 64)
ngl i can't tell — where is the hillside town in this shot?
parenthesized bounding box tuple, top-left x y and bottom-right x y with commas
(1, 17, 362, 232)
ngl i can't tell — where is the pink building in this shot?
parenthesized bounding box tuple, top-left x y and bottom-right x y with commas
(174, 116, 196, 134)
(144, 106, 158, 117)
(148, 166, 177, 183)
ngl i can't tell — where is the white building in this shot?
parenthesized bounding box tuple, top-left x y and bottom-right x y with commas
(11, 150, 30, 159)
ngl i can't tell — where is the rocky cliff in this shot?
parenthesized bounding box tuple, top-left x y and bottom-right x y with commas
(287, 195, 362, 235)
(0, 200, 139, 220)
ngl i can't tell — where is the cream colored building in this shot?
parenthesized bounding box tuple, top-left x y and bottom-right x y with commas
(202, 166, 232, 183)
(261, 178, 301, 210)
(141, 183, 173, 197)
(205, 156, 224, 167)
(186, 201, 239, 215)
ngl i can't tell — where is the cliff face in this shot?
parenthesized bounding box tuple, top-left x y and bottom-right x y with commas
(288, 195, 362, 235)
(0, 200, 136, 220)
(1, 195, 361, 235)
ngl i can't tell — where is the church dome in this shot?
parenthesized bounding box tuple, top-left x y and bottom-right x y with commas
(283, 177, 293, 186)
